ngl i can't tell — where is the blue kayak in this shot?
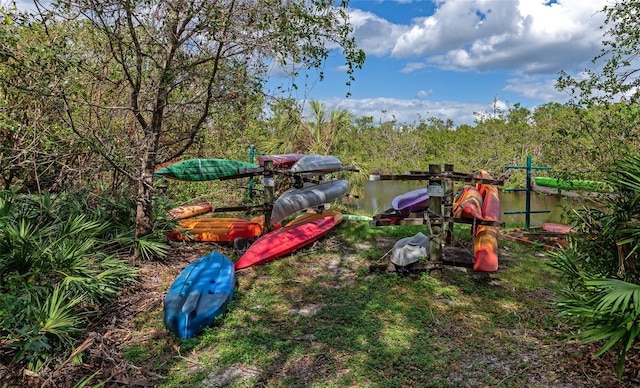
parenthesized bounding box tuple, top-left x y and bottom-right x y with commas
(163, 251, 235, 339)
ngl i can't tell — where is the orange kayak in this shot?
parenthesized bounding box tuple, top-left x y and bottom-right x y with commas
(453, 185, 483, 220)
(167, 202, 213, 220)
(473, 225, 499, 272)
(166, 215, 267, 242)
(473, 170, 500, 272)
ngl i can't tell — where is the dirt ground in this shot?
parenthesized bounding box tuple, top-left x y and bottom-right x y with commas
(2, 242, 640, 388)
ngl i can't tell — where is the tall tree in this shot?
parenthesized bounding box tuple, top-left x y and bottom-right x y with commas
(556, 0, 640, 174)
(6, 0, 364, 239)
(298, 100, 352, 155)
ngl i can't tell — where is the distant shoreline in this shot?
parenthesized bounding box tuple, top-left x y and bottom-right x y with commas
(531, 184, 604, 199)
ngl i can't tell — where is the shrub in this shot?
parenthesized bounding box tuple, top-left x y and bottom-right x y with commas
(0, 190, 139, 370)
(551, 154, 640, 378)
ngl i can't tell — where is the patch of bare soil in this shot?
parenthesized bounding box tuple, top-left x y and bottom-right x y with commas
(3, 240, 640, 387)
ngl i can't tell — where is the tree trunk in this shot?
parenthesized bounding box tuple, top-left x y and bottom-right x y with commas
(135, 133, 158, 238)
(135, 171, 154, 238)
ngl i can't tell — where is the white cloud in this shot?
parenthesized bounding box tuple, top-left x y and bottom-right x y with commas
(347, 9, 409, 57)
(400, 62, 428, 73)
(352, 0, 605, 74)
(314, 96, 492, 126)
(503, 74, 569, 102)
(416, 89, 433, 98)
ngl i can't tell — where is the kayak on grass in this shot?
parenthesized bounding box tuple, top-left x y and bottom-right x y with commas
(235, 212, 343, 270)
(163, 251, 235, 339)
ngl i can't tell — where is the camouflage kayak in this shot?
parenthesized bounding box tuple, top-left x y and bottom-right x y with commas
(155, 158, 258, 181)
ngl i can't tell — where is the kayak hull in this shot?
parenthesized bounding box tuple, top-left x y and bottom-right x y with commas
(155, 158, 258, 181)
(453, 185, 483, 220)
(285, 210, 342, 227)
(534, 177, 611, 192)
(290, 154, 342, 173)
(258, 153, 305, 168)
(391, 232, 430, 267)
(473, 170, 500, 272)
(165, 216, 266, 242)
(270, 180, 349, 226)
(542, 222, 575, 234)
(167, 202, 213, 220)
(392, 188, 430, 216)
(163, 251, 235, 339)
(235, 212, 343, 270)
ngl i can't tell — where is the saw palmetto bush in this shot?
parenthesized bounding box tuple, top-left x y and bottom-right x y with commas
(0, 190, 139, 371)
(550, 154, 640, 378)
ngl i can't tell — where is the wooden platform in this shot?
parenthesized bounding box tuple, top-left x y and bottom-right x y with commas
(499, 227, 569, 251)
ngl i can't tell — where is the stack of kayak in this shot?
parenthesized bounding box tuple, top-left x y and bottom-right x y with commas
(162, 153, 351, 339)
(452, 170, 500, 272)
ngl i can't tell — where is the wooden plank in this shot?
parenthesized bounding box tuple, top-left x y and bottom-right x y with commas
(212, 204, 269, 212)
(278, 165, 359, 177)
(499, 232, 559, 252)
(370, 171, 504, 186)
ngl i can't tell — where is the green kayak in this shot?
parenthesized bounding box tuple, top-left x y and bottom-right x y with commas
(534, 177, 612, 192)
(155, 158, 259, 181)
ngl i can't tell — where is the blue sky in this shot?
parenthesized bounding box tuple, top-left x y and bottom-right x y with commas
(8, 0, 608, 127)
(271, 0, 607, 126)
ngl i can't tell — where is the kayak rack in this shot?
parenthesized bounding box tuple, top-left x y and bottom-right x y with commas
(504, 156, 551, 231)
(235, 159, 358, 233)
(369, 164, 505, 271)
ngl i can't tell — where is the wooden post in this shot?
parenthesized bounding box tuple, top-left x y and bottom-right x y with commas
(427, 164, 442, 261)
(263, 160, 275, 232)
(443, 164, 454, 244)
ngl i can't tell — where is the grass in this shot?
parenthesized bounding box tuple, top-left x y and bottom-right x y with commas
(117, 220, 615, 387)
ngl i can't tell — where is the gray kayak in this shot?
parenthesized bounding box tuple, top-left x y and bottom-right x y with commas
(290, 154, 342, 173)
(391, 232, 430, 267)
(270, 180, 349, 226)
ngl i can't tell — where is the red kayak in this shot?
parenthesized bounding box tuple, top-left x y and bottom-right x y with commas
(235, 212, 343, 270)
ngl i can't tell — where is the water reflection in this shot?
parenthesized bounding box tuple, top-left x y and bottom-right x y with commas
(346, 181, 596, 227)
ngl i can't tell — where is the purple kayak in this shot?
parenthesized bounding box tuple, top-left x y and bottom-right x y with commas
(392, 188, 430, 215)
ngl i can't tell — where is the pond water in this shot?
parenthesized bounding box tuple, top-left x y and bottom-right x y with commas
(346, 180, 598, 227)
